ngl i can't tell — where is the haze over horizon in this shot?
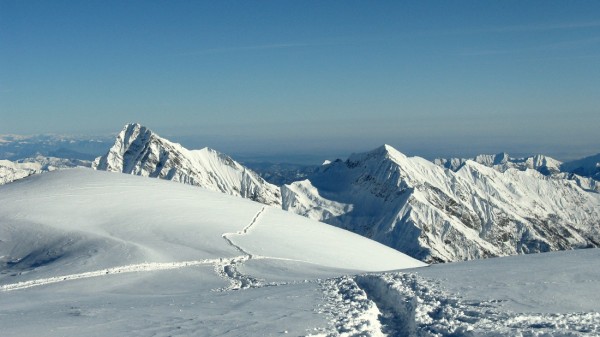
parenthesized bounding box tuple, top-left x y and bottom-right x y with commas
(1, 1, 599, 161)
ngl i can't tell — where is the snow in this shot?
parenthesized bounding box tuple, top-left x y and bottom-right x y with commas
(321, 249, 600, 336)
(434, 152, 563, 175)
(283, 144, 600, 263)
(281, 179, 352, 221)
(0, 159, 41, 185)
(0, 156, 89, 185)
(93, 123, 282, 206)
(0, 169, 423, 336)
(0, 169, 599, 336)
(414, 248, 600, 314)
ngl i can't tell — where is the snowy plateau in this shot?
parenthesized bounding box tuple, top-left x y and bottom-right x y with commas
(1, 123, 600, 336)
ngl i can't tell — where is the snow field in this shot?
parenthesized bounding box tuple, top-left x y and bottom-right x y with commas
(0, 169, 427, 336)
(1, 169, 599, 336)
(320, 270, 600, 337)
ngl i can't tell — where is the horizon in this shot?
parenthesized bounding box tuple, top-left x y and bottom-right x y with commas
(1, 1, 599, 162)
(0, 122, 597, 164)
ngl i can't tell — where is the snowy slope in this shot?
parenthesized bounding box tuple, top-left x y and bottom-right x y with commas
(93, 123, 282, 206)
(1, 169, 598, 336)
(283, 145, 600, 263)
(0, 169, 423, 283)
(0, 168, 424, 336)
(322, 248, 600, 336)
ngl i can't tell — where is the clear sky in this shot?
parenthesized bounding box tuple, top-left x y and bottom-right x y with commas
(1, 0, 599, 161)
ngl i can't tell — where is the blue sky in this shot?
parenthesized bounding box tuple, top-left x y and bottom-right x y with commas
(1, 1, 599, 161)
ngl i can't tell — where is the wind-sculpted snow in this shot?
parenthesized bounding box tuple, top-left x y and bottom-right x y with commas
(283, 145, 600, 263)
(93, 123, 282, 206)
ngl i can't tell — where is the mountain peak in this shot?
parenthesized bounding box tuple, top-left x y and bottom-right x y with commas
(93, 124, 282, 206)
(349, 144, 407, 163)
(119, 122, 150, 138)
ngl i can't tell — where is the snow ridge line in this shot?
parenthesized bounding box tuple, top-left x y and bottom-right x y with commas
(0, 258, 230, 292)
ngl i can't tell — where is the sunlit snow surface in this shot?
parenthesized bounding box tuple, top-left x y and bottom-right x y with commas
(1, 169, 598, 336)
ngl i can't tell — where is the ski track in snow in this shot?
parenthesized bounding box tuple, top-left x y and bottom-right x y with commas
(216, 206, 267, 291)
(318, 272, 600, 337)
(0, 259, 223, 292)
(1, 206, 289, 293)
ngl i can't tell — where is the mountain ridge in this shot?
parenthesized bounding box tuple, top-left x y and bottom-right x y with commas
(93, 123, 282, 206)
(4, 123, 599, 264)
(283, 144, 600, 262)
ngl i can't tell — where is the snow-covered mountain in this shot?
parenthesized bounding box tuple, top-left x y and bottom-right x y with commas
(0, 156, 90, 185)
(1, 169, 598, 336)
(91, 126, 600, 263)
(93, 123, 282, 206)
(283, 145, 600, 263)
(435, 152, 600, 193)
(434, 152, 563, 175)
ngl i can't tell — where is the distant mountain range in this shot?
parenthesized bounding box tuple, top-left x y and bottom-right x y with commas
(0, 156, 90, 185)
(0, 134, 112, 161)
(2, 123, 599, 263)
(434, 152, 599, 193)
